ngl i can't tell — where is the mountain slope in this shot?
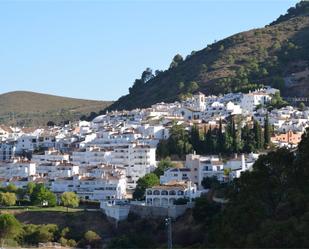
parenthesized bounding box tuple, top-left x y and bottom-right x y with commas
(0, 91, 113, 126)
(107, 1, 309, 111)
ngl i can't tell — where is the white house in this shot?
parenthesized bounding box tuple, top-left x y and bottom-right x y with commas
(160, 168, 191, 184)
(32, 149, 70, 163)
(111, 144, 156, 189)
(240, 90, 272, 113)
(0, 142, 17, 161)
(51, 165, 127, 201)
(0, 159, 36, 179)
(185, 154, 224, 189)
(145, 180, 198, 207)
(71, 147, 112, 167)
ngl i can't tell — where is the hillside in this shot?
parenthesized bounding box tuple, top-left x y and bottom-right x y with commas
(107, 1, 309, 112)
(0, 91, 113, 126)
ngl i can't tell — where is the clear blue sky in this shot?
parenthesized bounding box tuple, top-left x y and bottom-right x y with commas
(0, 0, 299, 101)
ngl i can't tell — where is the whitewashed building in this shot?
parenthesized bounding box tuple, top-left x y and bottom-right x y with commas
(145, 181, 197, 207)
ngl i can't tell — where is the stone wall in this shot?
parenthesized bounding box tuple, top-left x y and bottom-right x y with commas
(129, 203, 194, 219)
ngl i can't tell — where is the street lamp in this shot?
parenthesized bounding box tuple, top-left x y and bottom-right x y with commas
(165, 217, 173, 249)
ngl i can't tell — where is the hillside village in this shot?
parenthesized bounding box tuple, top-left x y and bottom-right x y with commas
(0, 87, 308, 221)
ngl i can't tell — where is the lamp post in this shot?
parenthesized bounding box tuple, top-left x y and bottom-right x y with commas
(165, 217, 173, 249)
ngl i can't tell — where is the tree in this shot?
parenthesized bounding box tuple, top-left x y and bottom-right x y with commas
(60, 192, 79, 212)
(187, 81, 199, 93)
(153, 157, 176, 177)
(155, 70, 163, 76)
(0, 192, 16, 206)
(84, 230, 101, 248)
(156, 139, 169, 159)
(141, 68, 154, 83)
(241, 124, 256, 153)
(5, 183, 17, 193)
(133, 173, 159, 200)
(223, 128, 233, 153)
(217, 119, 225, 152)
(253, 120, 263, 150)
(192, 197, 220, 226)
(268, 91, 288, 109)
(190, 125, 203, 154)
(211, 148, 296, 247)
(201, 176, 220, 190)
(264, 114, 271, 148)
(230, 116, 243, 153)
(271, 76, 285, 91)
(204, 128, 215, 154)
(299, 102, 306, 111)
(30, 184, 56, 207)
(166, 124, 193, 158)
(26, 182, 35, 196)
(170, 54, 183, 68)
(33, 224, 59, 243)
(0, 214, 22, 244)
(46, 121, 55, 127)
(178, 82, 185, 91)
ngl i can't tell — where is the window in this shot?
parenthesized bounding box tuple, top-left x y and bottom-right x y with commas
(169, 190, 176, 195)
(153, 190, 160, 195)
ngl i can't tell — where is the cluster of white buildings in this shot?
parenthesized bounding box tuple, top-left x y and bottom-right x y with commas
(0, 86, 308, 220)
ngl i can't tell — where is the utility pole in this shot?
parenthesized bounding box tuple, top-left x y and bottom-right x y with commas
(165, 217, 173, 249)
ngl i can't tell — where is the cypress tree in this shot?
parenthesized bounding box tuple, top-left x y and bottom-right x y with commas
(218, 119, 225, 152)
(242, 124, 255, 153)
(264, 114, 271, 148)
(190, 125, 202, 154)
(224, 120, 233, 153)
(232, 118, 237, 152)
(204, 127, 214, 154)
(253, 120, 263, 150)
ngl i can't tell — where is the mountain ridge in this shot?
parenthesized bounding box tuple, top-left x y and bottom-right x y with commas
(0, 91, 113, 126)
(104, 1, 309, 112)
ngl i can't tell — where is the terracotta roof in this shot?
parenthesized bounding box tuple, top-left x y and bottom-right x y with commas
(0, 125, 13, 133)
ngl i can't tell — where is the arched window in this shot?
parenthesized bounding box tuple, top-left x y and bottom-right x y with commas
(161, 198, 168, 206)
(177, 190, 184, 196)
(169, 190, 176, 195)
(153, 190, 160, 195)
(146, 190, 153, 195)
(161, 190, 168, 195)
(153, 198, 160, 206)
(169, 198, 176, 205)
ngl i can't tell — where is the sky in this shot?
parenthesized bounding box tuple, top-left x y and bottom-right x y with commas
(0, 0, 299, 101)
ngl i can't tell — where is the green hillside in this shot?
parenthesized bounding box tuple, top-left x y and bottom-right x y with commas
(0, 91, 113, 126)
(107, 1, 309, 112)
